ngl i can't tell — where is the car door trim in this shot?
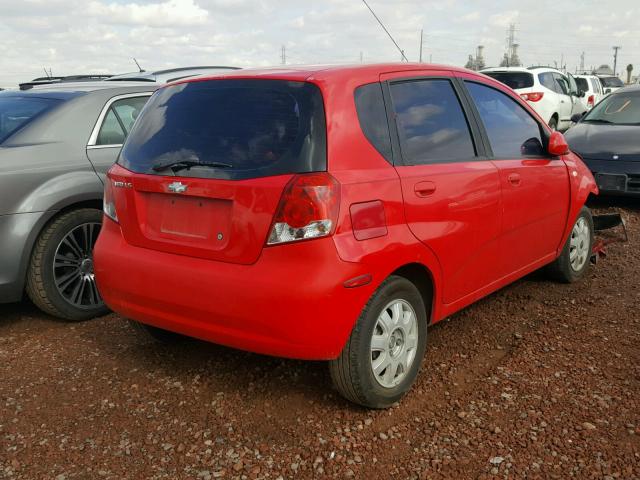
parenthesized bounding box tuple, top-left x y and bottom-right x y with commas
(87, 92, 154, 147)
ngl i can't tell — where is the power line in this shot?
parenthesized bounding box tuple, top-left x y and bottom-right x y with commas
(361, 0, 408, 62)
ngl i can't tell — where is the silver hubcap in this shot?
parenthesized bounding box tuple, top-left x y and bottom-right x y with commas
(569, 217, 590, 271)
(370, 299, 419, 388)
(53, 222, 103, 309)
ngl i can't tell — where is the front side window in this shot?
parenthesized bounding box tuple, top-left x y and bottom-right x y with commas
(96, 96, 149, 146)
(466, 81, 545, 158)
(0, 96, 62, 144)
(390, 79, 475, 165)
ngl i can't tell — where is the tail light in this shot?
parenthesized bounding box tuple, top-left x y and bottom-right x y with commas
(267, 173, 340, 245)
(520, 92, 544, 102)
(587, 95, 595, 107)
(103, 176, 119, 223)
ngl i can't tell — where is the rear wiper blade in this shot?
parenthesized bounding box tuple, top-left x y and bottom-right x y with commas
(152, 159, 233, 172)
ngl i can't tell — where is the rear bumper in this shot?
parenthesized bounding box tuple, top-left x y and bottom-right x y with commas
(94, 218, 374, 360)
(583, 159, 640, 196)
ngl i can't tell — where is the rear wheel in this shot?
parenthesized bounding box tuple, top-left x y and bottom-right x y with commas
(329, 276, 427, 408)
(26, 209, 108, 321)
(548, 207, 594, 283)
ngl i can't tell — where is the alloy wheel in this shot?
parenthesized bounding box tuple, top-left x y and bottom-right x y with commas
(53, 222, 103, 308)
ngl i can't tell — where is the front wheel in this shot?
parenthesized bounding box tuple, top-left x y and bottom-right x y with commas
(548, 207, 594, 283)
(329, 276, 427, 408)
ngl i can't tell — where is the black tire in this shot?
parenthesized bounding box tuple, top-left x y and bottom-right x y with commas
(329, 275, 428, 408)
(548, 116, 558, 131)
(129, 320, 186, 344)
(26, 208, 109, 321)
(548, 207, 594, 283)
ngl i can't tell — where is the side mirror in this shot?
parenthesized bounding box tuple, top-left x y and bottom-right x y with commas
(548, 131, 570, 156)
(578, 90, 586, 98)
(571, 112, 585, 123)
(605, 88, 612, 94)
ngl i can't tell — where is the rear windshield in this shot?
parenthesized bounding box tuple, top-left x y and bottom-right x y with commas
(0, 96, 61, 143)
(119, 79, 327, 180)
(601, 77, 624, 88)
(575, 78, 589, 92)
(483, 72, 534, 90)
(583, 91, 640, 125)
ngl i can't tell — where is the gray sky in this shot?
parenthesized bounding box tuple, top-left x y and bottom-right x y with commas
(1, 0, 639, 88)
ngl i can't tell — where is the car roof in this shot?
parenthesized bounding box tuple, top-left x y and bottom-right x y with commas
(19, 81, 160, 93)
(106, 66, 240, 83)
(174, 62, 482, 87)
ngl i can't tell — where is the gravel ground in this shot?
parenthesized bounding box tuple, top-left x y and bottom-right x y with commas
(1, 199, 639, 480)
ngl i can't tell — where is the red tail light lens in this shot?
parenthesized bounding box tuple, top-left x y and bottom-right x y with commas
(267, 173, 340, 245)
(520, 92, 544, 102)
(103, 173, 119, 223)
(588, 95, 595, 107)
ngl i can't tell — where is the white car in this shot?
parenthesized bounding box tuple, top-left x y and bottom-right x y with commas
(597, 76, 625, 95)
(574, 74, 605, 110)
(481, 66, 587, 131)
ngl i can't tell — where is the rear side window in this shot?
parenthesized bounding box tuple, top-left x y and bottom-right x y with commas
(119, 80, 326, 180)
(354, 83, 392, 163)
(466, 82, 545, 158)
(96, 96, 149, 146)
(390, 79, 475, 165)
(0, 96, 61, 143)
(483, 72, 534, 90)
(538, 72, 556, 91)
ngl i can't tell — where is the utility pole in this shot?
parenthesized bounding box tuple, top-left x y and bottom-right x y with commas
(579, 52, 585, 73)
(612, 46, 621, 76)
(360, 51, 363, 63)
(281, 45, 286, 65)
(419, 29, 423, 62)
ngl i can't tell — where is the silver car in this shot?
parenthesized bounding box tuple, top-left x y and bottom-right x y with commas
(0, 82, 158, 320)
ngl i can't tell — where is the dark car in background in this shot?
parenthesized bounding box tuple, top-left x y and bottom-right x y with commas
(566, 85, 640, 196)
(0, 82, 158, 320)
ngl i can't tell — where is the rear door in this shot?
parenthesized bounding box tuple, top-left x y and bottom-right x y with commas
(109, 78, 327, 265)
(86, 93, 152, 181)
(460, 79, 570, 276)
(381, 71, 503, 304)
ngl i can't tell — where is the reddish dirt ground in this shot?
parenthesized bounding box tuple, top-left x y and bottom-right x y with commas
(1, 198, 639, 480)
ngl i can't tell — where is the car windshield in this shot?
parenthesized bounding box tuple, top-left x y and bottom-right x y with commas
(482, 71, 533, 90)
(583, 91, 640, 125)
(601, 77, 624, 88)
(0, 96, 62, 143)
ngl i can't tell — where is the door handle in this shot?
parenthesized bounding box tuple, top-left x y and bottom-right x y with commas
(508, 173, 521, 186)
(414, 181, 436, 197)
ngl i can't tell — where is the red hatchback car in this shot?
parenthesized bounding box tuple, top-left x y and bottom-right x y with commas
(94, 64, 597, 408)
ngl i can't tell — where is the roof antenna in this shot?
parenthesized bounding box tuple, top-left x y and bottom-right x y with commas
(43, 67, 51, 79)
(133, 58, 144, 73)
(361, 0, 408, 62)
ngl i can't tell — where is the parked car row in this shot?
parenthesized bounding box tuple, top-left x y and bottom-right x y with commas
(2, 61, 634, 408)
